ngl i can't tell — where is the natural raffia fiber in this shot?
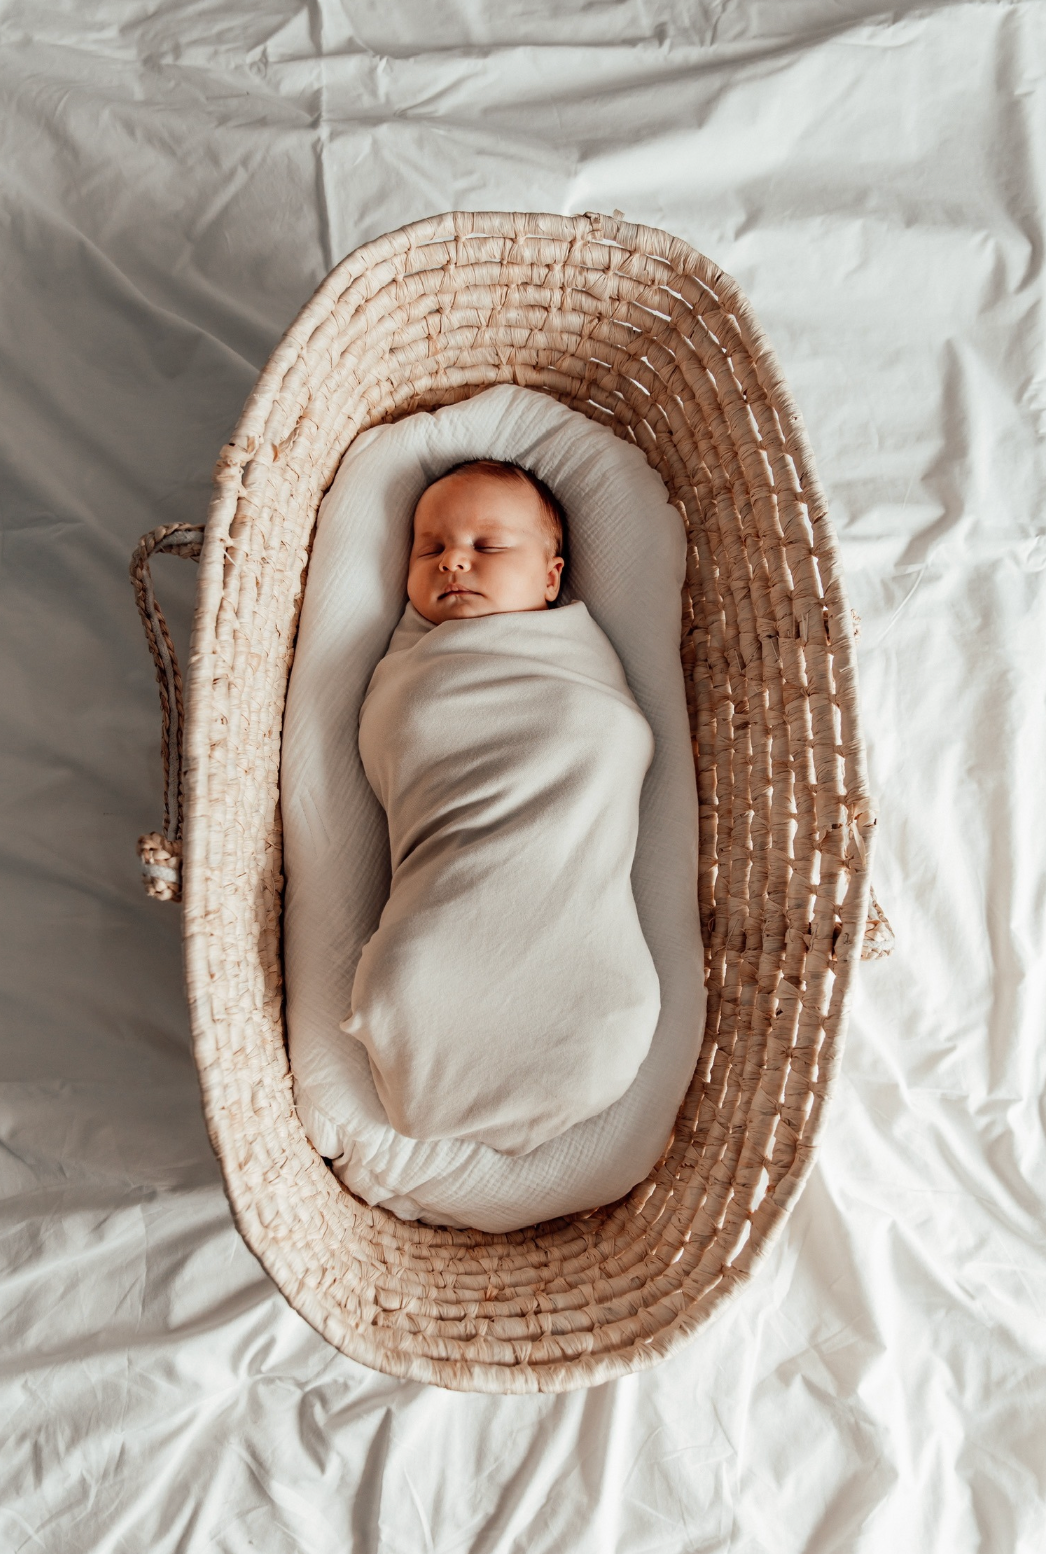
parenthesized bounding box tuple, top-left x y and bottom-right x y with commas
(861, 887, 896, 961)
(134, 212, 889, 1393)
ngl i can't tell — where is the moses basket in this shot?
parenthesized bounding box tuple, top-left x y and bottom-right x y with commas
(131, 210, 891, 1394)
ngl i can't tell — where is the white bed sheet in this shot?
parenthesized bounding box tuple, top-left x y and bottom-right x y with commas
(1, 3, 1044, 1550)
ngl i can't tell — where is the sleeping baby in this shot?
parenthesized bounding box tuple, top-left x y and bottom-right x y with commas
(341, 459, 661, 1157)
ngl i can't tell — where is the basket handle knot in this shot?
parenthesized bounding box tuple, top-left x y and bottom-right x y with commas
(136, 832, 184, 903)
(129, 523, 204, 902)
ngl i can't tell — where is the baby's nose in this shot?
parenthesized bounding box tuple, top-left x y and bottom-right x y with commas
(440, 548, 470, 569)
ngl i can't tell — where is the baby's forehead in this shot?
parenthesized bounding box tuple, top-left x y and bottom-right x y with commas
(413, 470, 542, 526)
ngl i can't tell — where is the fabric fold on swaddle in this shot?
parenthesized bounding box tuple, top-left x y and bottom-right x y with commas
(342, 599, 661, 1156)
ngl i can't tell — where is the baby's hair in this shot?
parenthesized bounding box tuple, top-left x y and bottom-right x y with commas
(433, 460, 569, 595)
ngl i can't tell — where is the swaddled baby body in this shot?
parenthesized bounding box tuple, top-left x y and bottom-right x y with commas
(341, 461, 661, 1156)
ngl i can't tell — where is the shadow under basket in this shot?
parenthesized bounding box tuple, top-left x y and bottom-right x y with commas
(130, 210, 892, 1394)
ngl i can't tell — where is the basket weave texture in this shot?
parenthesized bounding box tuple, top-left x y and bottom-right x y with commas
(181, 211, 876, 1393)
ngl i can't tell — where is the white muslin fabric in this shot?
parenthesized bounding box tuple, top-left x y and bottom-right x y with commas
(345, 599, 660, 1156)
(283, 383, 705, 1231)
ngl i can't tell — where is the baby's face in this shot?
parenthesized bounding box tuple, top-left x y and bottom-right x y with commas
(407, 470, 564, 626)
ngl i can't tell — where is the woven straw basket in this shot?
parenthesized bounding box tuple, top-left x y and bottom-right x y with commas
(130, 211, 890, 1394)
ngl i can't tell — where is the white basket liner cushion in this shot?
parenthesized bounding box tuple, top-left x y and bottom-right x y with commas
(282, 384, 706, 1232)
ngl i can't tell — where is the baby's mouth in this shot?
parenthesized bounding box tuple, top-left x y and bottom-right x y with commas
(439, 585, 478, 598)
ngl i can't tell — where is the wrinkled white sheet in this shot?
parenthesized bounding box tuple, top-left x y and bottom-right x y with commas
(2, 2, 1044, 1549)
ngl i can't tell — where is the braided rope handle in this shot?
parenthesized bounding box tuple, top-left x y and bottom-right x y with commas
(130, 523, 204, 902)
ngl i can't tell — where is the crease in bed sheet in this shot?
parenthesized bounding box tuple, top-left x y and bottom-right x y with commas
(2, 3, 1045, 1551)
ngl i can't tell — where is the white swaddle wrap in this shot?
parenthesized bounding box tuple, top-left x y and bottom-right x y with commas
(343, 599, 661, 1157)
